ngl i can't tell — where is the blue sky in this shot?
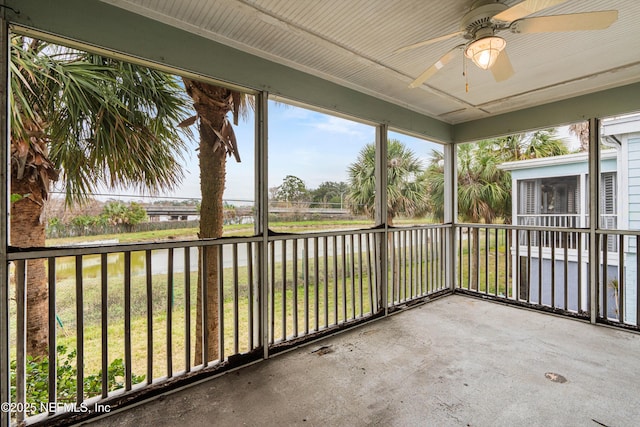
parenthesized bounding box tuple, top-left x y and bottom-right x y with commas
(102, 98, 576, 205)
(161, 100, 444, 203)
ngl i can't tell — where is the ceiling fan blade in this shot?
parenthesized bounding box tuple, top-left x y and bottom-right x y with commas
(408, 46, 461, 88)
(492, 0, 568, 24)
(511, 10, 618, 33)
(395, 31, 463, 54)
(491, 50, 514, 82)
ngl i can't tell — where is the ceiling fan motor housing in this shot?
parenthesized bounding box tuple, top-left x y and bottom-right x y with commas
(460, 0, 509, 39)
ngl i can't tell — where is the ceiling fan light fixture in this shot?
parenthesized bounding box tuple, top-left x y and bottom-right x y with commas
(465, 35, 506, 70)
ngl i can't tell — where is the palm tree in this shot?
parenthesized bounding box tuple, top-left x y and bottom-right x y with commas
(569, 122, 589, 152)
(179, 79, 251, 364)
(425, 130, 568, 289)
(11, 36, 192, 357)
(346, 139, 428, 226)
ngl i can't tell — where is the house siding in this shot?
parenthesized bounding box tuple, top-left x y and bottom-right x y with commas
(624, 134, 640, 324)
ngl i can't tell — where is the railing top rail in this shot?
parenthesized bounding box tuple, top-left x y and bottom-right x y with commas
(7, 234, 263, 261)
(266, 227, 386, 241)
(457, 223, 586, 234)
(388, 223, 451, 232)
(598, 228, 640, 237)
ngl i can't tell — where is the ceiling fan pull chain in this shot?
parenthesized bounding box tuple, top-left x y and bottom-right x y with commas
(463, 55, 469, 93)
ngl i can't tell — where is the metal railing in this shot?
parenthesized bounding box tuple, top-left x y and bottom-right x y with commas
(8, 237, 262, 423)
(267, 229, 381, 346)
(5, 224, 452, 424)
(598, 229, 640, 327)
(387, 225, 448, 307)
(457, 224, 591, 316)
(7, 222, 640, 424)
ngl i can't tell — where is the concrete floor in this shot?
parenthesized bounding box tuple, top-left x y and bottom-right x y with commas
(87, 295, 640, 427)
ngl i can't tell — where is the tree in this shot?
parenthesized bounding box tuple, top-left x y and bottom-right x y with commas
(11, 36, 191, 357)
(424, 129, 568, 288)
(569, 122, 589, 152)
(179, 79, 251, 364)
(310, 181, 348, 208)
(275, 175, 309, 205)
(346, 139, 428, 226)
(101, 201, 148, 226)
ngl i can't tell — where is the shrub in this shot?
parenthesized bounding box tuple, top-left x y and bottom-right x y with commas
(10, 345, 144, 417)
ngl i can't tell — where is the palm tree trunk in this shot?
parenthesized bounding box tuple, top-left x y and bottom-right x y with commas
(185, 79, 231, 365)
(11, 179, 48, 358)
(194, 132, 226, 364)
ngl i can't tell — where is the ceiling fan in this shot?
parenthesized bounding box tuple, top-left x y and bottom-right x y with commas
(398, 0, 618, 88)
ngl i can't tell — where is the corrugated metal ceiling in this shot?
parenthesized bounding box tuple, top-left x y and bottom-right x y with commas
(102, 0, 640, 124)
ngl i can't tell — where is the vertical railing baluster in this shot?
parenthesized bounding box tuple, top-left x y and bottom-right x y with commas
(124, 252, 132, 390)
(48, 257, 57, 413)
(201, 246, 209, 366)
(578, 233, 583, 314)
(504, 229, 509, 298)
(314, 237, 320, 331)
(618, 234, 624, 323)
(494, 228, 499, 297)
(366, 233, 374, 314)
(15, 260, 26, 423)
(474, 227, 480, 292)
(358, 234, 364, 316)
(184, 247, 191, 372)
(218, 245, 225, 362)
(409, 230, 414, 299)
(341, 235, 347, 320)
(636, 236, 640, 326)
(441, 228, 446, 290)
(402, 230, 407, 301)
(467, 227, 471, 290)
(390, 231, 396, 305)
(292, 239, 298, 337)
(304, 238, 310, 335)
(564, 232, 569, 311)
(515, 229, 520, 301)
(551, 232, 556, 308)
(167, 249, 174, 377)
(602, 235, 608, 319)
(324, 236, 329, 325)
(101, 253, 109, 397)
(537, 230, 542, 305)
(484, 228, 489, 294)
(458, 227, 462, 289)
(233, 244, 239, 354)
(372, 232, 379, 311)
(333, 236, 339, 323)
(269, 241, 275, 343)
(428, 228, 433, 293)
(281, 240, 286, 340)
(350, 234, 356, 318)
(419, 229, 424, 295)
(526, 230, 532, 302)
(247, 243, 254, 349)
(75, 255, 84, 404)
(146, 250, 153, 382)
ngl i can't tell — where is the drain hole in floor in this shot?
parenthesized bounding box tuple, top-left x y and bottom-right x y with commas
(545, 372, 567, 383)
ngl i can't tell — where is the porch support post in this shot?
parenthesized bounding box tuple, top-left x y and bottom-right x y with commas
(0, 16, 10, 427)
(444, 143, 457, 291)
(588, 117, 600, 324)
(255, 91, 270, 358)
(375, 124, 388, 314)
